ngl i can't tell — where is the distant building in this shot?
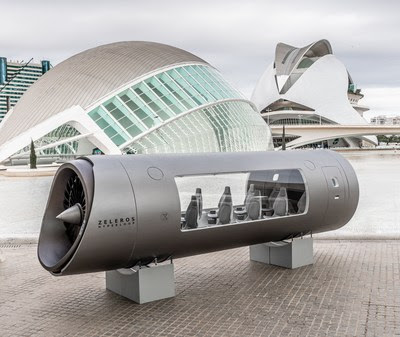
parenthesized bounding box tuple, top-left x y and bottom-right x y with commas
(0, 58, 51, 123)
(371, 115, 400, 125)
(347, 84, 369, 117)
(251, 39, 377, 148)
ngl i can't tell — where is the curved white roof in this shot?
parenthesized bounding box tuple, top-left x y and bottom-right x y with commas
(0, 41, 207, 146)
(275, 39, 332, 78)
(252, 39, 377, 146)
(252, 53, 367, 126)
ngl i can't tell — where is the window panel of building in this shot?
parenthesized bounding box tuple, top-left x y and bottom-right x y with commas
(121, 100, 272, 154)
(88, 64, 255, 147)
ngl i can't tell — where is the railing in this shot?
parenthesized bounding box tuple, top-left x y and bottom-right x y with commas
(6, 154, 80, 166)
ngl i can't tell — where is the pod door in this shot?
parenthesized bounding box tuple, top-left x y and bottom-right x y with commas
(322, 166, 345, 227)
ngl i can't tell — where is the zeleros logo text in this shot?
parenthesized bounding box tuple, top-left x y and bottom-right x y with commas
(98, 217, 135, 229)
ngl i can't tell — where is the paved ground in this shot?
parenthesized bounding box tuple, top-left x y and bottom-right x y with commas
(0, 241, 399, 337)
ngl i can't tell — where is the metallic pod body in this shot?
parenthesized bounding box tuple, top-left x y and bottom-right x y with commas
(38, 150, 358, 275)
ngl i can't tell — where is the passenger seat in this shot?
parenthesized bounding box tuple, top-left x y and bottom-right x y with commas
(218, 186, 232, 225)
(297, 192, 306, 214)
(272, 187, 289, 217)
(246, 189, 261, 220)
(268, 187, 280, 208)
(185, 195, 199, 229)
(244, 184, 255, 210)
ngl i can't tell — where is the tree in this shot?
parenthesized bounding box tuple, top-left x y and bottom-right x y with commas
(30, 139, 37, 169)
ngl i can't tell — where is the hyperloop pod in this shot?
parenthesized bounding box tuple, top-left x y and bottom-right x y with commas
(38, 150, 359, 275)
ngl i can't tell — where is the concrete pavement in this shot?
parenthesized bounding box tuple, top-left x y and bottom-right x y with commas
(0, 241, 399, 336)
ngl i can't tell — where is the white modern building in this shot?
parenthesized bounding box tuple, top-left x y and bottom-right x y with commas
(348, 84, 369, 117)
(0, 41, 273, 163)
(251, 39, 377, 148)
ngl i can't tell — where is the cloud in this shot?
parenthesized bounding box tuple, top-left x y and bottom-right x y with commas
(1, 0, 399, 115)
(363, 88, 400, 120)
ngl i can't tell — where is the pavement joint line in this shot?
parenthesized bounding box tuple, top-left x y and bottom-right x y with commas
(0, 241, 399, 336)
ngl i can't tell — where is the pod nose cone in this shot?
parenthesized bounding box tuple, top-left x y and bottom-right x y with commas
(56, 204, 82, 225)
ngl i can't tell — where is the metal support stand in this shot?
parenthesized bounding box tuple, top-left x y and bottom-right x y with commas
(249, 237, 313, 269)
(106, 263, 175, 304)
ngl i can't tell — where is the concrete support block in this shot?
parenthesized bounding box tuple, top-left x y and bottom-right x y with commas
(250, 237, 313, 269)
(106, 263, 175, 304)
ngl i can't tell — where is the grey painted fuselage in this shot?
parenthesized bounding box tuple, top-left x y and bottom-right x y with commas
(38, 150, 358, 275)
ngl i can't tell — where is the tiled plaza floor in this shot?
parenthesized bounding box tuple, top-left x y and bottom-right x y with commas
(0, 241, 399, 337)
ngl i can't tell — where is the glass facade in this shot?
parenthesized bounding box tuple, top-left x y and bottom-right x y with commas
(88, 64, 272, 153)
(175, 169, 307, 230)
(122, 100, 271, 154)
(297, 57, 315, 69)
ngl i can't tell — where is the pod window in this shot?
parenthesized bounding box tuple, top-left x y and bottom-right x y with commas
(175, 169, 307, 231)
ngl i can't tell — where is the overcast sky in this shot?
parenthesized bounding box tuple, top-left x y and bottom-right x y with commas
(2, 0, 399, 120)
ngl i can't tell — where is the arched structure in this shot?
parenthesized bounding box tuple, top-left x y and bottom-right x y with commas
(0, 41, 272, 163)
(270, 124, 400, 148)
(252, 39, 377, 148)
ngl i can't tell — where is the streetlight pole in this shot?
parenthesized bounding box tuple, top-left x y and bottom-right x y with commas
(282, 124, 286, 151)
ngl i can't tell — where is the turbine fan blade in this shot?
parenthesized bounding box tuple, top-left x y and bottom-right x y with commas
(56, 204, 82, 225)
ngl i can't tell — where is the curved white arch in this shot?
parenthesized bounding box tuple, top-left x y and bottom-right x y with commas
(0, 105, 121, 163)
(276, 125, 398, 148)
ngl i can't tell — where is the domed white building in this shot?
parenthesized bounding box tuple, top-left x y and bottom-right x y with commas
(251, 39, 376, 148)
(0, 41, 272, 163)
